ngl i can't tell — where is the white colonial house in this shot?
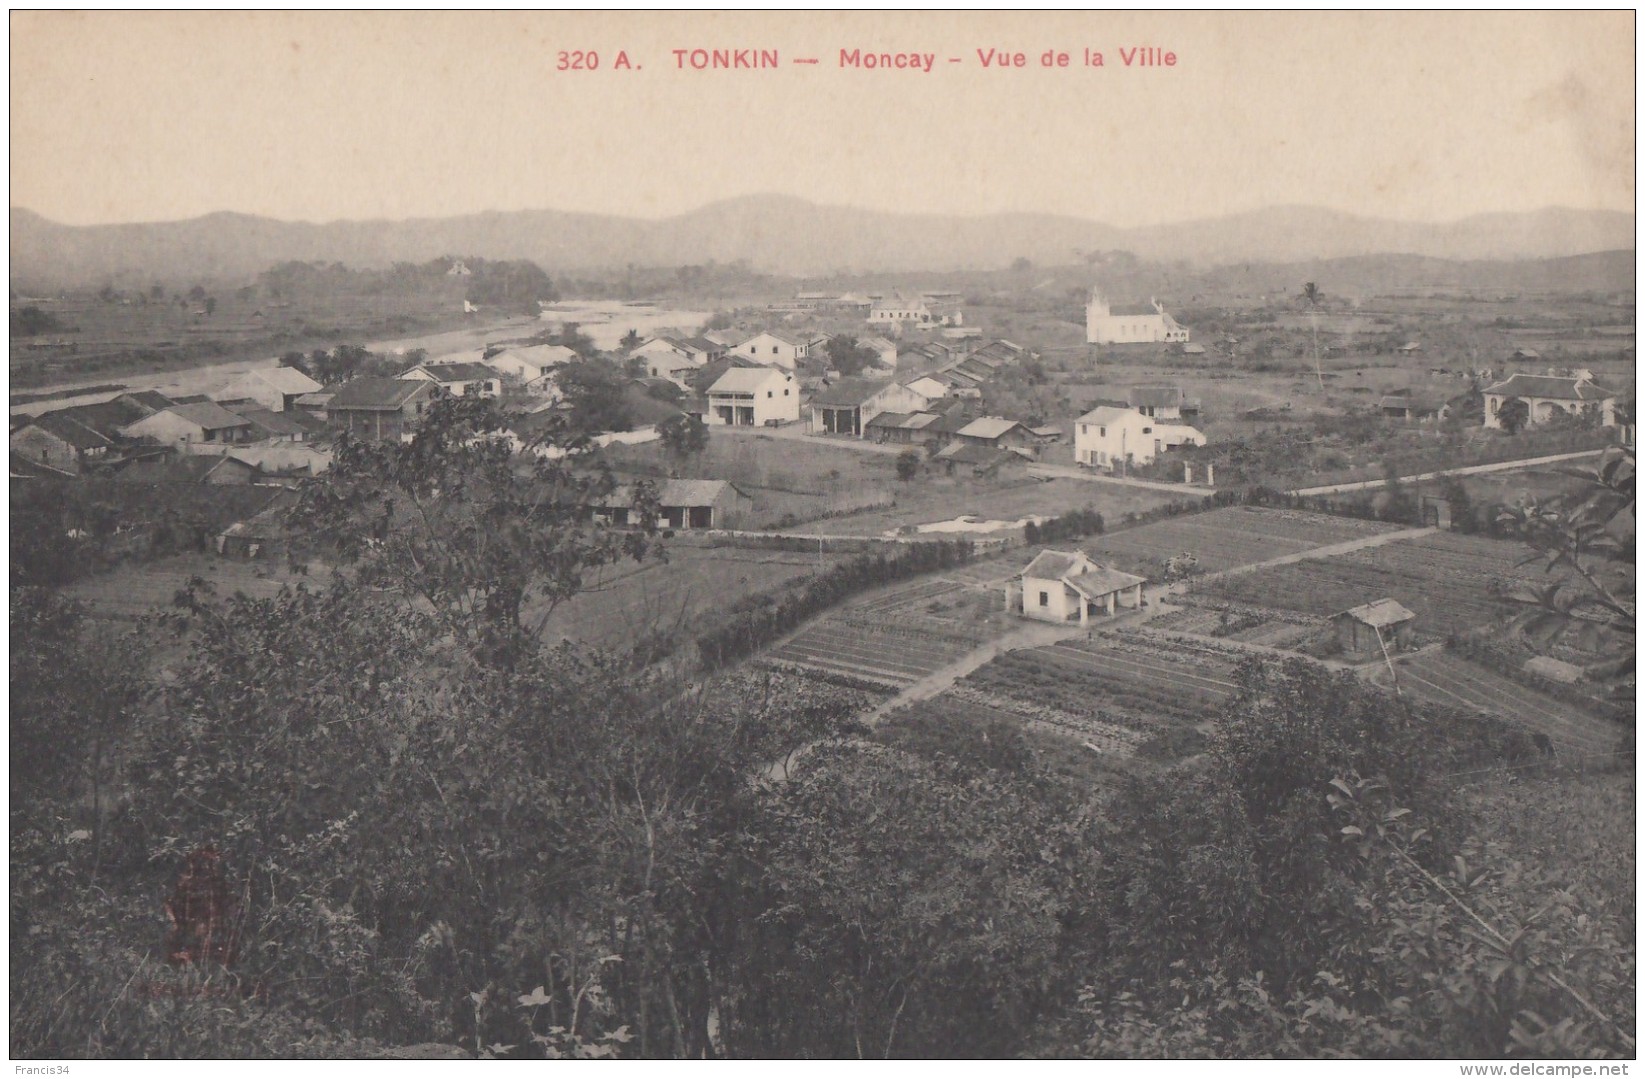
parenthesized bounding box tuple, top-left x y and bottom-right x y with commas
(1086, 291, 1190, 345)
(218, 365, 323, 413)
(1008, 549, 1147, 625)
(735, 332, 809, 369)
(705, 367, 800, 427)
(631, 336, 709, 386)
(1482, 372, 1620, 429)
(486, 345, 577, 395)
(1074, 405, 1205, 468)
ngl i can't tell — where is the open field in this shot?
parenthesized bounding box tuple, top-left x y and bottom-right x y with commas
(611, 432, 1183, 535)
(1196, 530, 1550, 637)
(63, 552, 319, 620)
(1079, 505, 1403, 577)
(1387, 650, 1623, 756)
(804, 474, 1180, 537)
(10, 287, 477, 391)
(530, 544, 851, 649)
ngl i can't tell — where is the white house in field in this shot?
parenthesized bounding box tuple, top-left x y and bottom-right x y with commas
(1008, 549, 1146, 625)
(1481, 372, 1620, 429)
(736, 331, 809, 369)
(705, 367, 800, 426)
(218, 365, 322, 413)
(1086, 291, 1190, 345)
(1074, 405, 1205, 468)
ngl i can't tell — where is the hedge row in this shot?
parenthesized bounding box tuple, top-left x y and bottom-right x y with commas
(1024, 508, 1104, 545)
(696, 539, 975, 671)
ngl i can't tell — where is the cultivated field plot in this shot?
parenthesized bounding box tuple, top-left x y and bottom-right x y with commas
(65, 553, 316, 620)
(1151, 597, 1325, 651)
(950, 630, 1243, 756)
(1082, 506, 1403, 577)
(1198, 531, 1545, 638)
(761, 568, 1017, 686)
(1390, 650, 1622, 755)
(764, 621, 983, 688)
(532, 546, 849, 648)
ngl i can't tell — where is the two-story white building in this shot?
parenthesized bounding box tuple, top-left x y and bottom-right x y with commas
(736, 332, 809, 369)
(705, 367, 800, 426)
(1074, 405, 1205, 468)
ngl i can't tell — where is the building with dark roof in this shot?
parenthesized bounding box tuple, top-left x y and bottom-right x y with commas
(327, 378, 436, 441)
(10, 411, 115, 474)
(1482, 372, 1619, 429)
(808, 378, 933, 437)
(119, 402, 255, 450)
(399, 361, 499, 397)
(594, 479, 754, 530)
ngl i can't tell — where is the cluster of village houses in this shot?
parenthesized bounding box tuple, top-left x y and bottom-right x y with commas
(11, 282, 1627, 569)
(13, 282, 1625, 491)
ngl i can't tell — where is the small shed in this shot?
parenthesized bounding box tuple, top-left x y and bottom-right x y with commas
(1332, 598, 1416, 658)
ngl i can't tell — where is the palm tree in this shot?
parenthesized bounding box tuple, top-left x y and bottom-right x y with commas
(1302, 282, 1324, 390)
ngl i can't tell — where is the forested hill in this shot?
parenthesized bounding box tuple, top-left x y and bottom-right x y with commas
(11, 198, 1633, 286)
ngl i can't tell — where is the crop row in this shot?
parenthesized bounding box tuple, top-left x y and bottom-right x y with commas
(768, 623, 974, 684)
(967, 649, 1228, 727)
(947, 684, 1145, 754)
(846, 578, 967, 615)
(1395, 652, 1621, 755)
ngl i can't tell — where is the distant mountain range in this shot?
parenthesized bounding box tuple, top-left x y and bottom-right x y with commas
(9, 196, 1635, 288)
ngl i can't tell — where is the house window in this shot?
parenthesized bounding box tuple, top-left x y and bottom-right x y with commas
(1143, 427, 1152, 435)
(771, 346, 778, 355)
(1099, 427, 1106, 437)
(767, 391, 773, 398)
(783, 388, 790, 396)
(1038, 591, 1049, 607)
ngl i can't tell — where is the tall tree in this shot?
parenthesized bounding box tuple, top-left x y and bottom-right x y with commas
(1301, 281, 1324, 391)
(657, 412, 709, 467)
(287, 393, 655, 665)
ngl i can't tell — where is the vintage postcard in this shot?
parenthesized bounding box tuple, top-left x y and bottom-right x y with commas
(9, 10, 1636, 1068)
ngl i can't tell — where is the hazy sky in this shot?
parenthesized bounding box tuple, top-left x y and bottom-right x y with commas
(10, 10, 1635, 227)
